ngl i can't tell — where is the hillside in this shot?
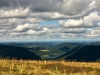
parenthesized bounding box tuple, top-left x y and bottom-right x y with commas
(5, 42, 58, 49)
(88, 42, 100, 45)
(50, 42, 78, 52)
(59, 45, 100, 62)
(0, 42, 78, 60)
(0, 44, 40, 60)
(56, 45, 82, 60)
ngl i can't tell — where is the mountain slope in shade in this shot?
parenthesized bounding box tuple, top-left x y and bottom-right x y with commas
(63, 45, 100, 62)
(89, 42, 100, 45)
(56, 45, 82, 59)
(0, 44, 40, 60)
(50, 43, 78, 52)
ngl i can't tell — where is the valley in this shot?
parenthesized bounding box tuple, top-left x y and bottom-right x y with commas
(0, 41, 100, 62)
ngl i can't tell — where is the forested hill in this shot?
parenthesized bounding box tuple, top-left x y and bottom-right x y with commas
(58, 45, 100, 62)
(0, 44, 40, 60)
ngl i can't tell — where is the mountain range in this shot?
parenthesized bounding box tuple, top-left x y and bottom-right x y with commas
(0, 42, 100, 62)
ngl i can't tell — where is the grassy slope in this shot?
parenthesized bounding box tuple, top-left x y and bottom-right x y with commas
(0, 59, 100, 75)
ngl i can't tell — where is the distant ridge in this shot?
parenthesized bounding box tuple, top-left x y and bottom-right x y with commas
(50, 42, 78, 52)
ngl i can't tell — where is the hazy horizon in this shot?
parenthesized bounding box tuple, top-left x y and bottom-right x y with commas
(0, 38, 100, 44)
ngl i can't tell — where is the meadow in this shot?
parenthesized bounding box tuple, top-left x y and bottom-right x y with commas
(0, 59, 100, 75)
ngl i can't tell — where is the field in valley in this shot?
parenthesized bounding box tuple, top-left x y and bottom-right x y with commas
(0, 59, 100, 75)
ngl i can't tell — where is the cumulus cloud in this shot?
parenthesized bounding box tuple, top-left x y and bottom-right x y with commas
(85, 29, 100, 37)
(59, 12, 100, 28)
(14, 24, 29, 32)
(98, 22, 100, 26)
(26, 28, 47, 35)
(14, 23, 57, 36)
(14, 23, 43, 32)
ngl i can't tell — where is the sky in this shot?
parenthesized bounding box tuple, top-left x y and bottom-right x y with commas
(0, 0, 100, 42)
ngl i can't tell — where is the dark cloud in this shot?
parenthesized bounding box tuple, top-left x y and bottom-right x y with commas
(0, 0, 10, 7)
(0, 0, 99, 20)
(0, 0, 93, 15)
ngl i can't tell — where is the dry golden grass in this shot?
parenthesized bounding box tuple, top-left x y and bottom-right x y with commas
(0, 59, 100, 75)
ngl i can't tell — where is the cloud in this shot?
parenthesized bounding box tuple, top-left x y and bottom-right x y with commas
(61, 0, 93, 15)
(0, 0, 10, 7)
(59, 11, 100, 28)
(30, 12, 54, 20)
(0, 7, 29, 18)
(0, 0, 100, 40)
(98, 22, 100, 26)
(89, 1, 96, 6)
(14, 23, 54, 36)
(26, 18, 44, 23)
(95, 0, 100, 8)
(30, 0, 98, 20)
(30, 0, 92, 15)
(29, 0, 100, 20)
(14, 23, 43, 32)
(85, 29, 100, 37)
(14, 24, 29, 32)
(0, 0, 99, 20)
(26, 30, 38, 35)
(61, 28, 87, 33)
(26, 28, 47, 35)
